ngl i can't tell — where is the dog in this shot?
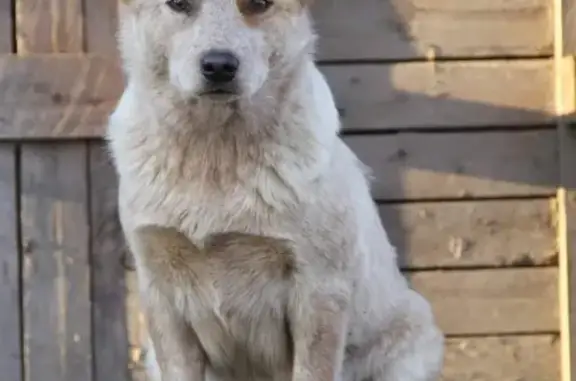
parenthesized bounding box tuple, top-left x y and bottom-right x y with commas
(107, 1, 444, 381)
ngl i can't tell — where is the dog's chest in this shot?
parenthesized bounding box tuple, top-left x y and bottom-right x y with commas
(183, 235, 295, 377)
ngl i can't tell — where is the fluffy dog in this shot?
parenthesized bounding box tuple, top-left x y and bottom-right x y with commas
(107, 1, 444, 381)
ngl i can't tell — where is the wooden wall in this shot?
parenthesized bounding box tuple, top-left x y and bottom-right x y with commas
(0, 0, 569, 380)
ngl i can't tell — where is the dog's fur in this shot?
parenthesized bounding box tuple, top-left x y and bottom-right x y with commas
(107, 1, 444, 381)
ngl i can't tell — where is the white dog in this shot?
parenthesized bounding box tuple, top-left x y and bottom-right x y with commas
(107, 1, 444, 381)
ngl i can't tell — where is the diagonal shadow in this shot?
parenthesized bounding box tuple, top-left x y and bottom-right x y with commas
(311, 0, 559, 270)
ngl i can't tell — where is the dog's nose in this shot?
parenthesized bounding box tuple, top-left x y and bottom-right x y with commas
(200, 50, 239, 83)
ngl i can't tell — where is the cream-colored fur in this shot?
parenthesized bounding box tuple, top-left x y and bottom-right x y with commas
(107, 1, 444, 381)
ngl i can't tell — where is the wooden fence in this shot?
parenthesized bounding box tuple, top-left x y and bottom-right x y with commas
(0, 0, 575, 380)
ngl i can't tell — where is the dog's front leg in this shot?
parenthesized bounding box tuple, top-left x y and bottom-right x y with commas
(130, 225, 207, 381)
(288, 281, 350, 381)
(145, 298, 205, 381)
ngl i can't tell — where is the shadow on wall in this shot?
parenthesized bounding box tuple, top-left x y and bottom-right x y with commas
(310, 0, 560, 270)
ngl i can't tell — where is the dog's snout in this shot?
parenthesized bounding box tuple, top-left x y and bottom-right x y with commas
(200, 50, 240, 84)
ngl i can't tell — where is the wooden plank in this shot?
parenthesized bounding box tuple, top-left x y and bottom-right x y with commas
(15, 0, 83, 53)
(408, 268, 558, 335)
(89, 142, 129, 381)
(564, 0, 576, 55)
(322, 60, 555, 130)
(84, 0, 118, 55)
(557, 64, 576, 381)
(0, 58, 555, 138)
(380, 199, 557, 270)
(0, 55, 123, 139)
(313, 0, 553, 61)
(442, 335, 560, 381)
(344, 130, 559, 201)
(0, 144, 21, 381)
(20, 142, 92, 381)
(0, 0, 14, 52)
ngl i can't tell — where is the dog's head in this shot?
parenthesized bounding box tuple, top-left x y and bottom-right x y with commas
(119, 0, 316, 101)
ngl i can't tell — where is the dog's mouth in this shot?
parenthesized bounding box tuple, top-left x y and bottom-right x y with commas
(199, 86, 240, 102)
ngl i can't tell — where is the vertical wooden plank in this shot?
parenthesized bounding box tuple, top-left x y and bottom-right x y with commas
(557, 0, 576, 376)
(20, 142, 92, 381)
(89, 141, 129, 381)
(15, 0, 83, 53)
(0, 144, 22, 381)
(84, 0, 118, 56)
(565, 0, 576, 55)
(0, 0, 14, 52)
(558, 58, 576, 381)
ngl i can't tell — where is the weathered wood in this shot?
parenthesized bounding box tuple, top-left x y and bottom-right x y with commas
(84, 0, 118, 55)
(89, 142, 129, 381)
(313, 0, 553, 61)
(564, 0, 576, 55)
(20, 142, 92, 381)
(408, 268, 558, 335)
(0, 144, 21, 381)
(15, 0, 83, 53)
(345, 130, 559, 200)
(442, 335, 559, 381)
(0, 0, 14, 52)
(322, 59, 554, 130)
(557, 55, 576, 381)
(0, 55, 123, 139)
(380, 199, 557, 270)
(0, 58, 556, 138)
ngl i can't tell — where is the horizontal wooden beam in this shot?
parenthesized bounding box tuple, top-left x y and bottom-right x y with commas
(408, 268, 558, 335)
(324, 59, 554, 130)
(380, 199, 557, 270)
(0, 56, 555, 139)
(347, 129, 559, 200)
(443, 335, 559, 381)
(313, 0, 553, 61)
(0, 55, 122, 139)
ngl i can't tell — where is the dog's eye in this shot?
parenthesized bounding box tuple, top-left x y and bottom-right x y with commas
(244, 0, 273, 14)
(165, 0, 192, 14)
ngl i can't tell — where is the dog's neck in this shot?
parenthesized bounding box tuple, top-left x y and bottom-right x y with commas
(110, 58, 339, 205)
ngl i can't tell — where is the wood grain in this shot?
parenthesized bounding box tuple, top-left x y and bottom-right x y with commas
(20, 142, 92, 381)
(564, 0, 576, 55)
(84, 0, 118, 55)
(408, 268, 558, 335)
(442, 335, 559, 381)
(0, 0, 14, 52)
(0, 58, 555, 139)
(380, 199, 557, 270)
(89, 142, 129, 381)
(0, 144, 21, 381)
(0, 55, 123, 139)
(322, 59, 555, 130)
(16, 0, 83, 53)
(344, 130, 559, 200)
(313, 0, 553, 61)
